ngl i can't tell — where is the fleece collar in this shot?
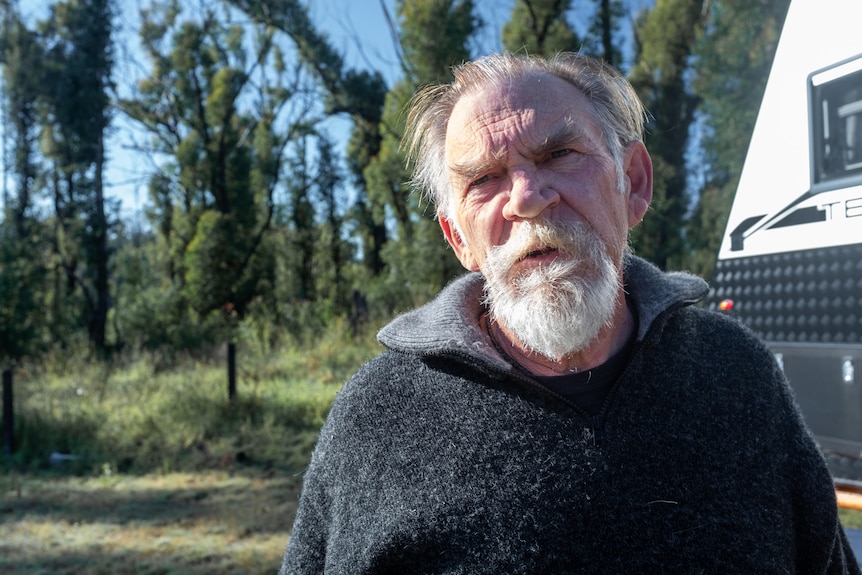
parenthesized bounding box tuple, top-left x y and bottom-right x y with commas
(377, 255, 709, 368)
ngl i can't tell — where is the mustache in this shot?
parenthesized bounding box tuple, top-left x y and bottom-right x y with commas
(487, 218, 603, 269)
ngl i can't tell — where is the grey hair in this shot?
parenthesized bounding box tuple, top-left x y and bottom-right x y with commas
(403, 51, 647, 219)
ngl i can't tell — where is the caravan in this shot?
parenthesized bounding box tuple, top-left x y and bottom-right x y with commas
(708, 0, 862, 461)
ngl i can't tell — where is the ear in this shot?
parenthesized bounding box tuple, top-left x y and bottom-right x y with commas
(438, 212, 479, 271)
(622, 140, 653, 227)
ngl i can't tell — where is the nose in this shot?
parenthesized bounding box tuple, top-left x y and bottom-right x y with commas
(501, 167, 560, 221)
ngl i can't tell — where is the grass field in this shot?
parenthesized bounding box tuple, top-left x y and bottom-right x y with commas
(0, 469, 297, 574)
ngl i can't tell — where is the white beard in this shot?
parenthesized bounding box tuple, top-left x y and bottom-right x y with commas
(481, 219, 621, 361)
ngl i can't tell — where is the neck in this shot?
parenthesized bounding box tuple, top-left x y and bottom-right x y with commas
(486, 291, 634, 377)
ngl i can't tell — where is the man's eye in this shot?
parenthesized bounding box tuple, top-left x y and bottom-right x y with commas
(549, 149, 570, 159)
(470, 174, 491, 187)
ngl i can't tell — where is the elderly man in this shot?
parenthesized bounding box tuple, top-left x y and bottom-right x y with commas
(280, 52, 859, 574)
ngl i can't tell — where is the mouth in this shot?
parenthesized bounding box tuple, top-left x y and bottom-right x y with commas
(518, 246, 560, 262)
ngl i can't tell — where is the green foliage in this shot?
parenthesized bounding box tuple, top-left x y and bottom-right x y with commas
(839, 508, 862, 530)
(0, 14, 44, 220)
(8, 0, 119, 358)
(0, 11, 51, 364)
(370, 0, 479, 232)
(360, 0, 478, 308)
(628, 0, 706, 270)
(398, 0, 479, 84)
(682, 181, 730, 277)
(119, 0, 297, 323)
(364, 84, 413, 242)
(0, 223, 49, 363)
(119, 282, 224, 354)
(235, 0, 392, 281)
(39, 0, 114, 163)
(366, 220, 461, 315)
(583, 0, 626, 67)
(502, 0, 578, 57)
(184, 210, 261, 315)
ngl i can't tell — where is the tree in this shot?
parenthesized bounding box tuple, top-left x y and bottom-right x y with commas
(627, 0, 706, 270)
(0, 10, 41, 239)
(1, 8, 45, 363)
(284, 132, 316, 302)
(38, 0, 116, 355)
(0, 6, 50, 366)
(117, 0, 301, 345)
(312, 133, 350, 312)
(225, 0, 390, 277)
(502, 0, 579, 59)
(233, 0, 479, 311)
(584, 0, 626, 68)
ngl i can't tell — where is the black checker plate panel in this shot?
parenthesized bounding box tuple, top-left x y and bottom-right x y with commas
(706, 244, 862, 344)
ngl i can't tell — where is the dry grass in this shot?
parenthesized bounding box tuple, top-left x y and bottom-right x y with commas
(0, 469, 300, 574)
(841, 507, 862, 530)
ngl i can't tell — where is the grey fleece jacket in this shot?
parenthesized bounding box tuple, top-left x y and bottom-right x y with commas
(280, 255, 860, 574)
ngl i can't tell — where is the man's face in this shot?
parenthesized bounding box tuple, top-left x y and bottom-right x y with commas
(439, 72, 652, 359)
(441, 72, 636, 275)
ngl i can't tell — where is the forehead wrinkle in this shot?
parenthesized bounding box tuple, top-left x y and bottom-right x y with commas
(448, 142, 508, 182)
(446, 85, 601, 182)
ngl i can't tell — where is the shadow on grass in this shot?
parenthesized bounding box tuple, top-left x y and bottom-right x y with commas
(0, 469, 300, 575)
(0, 470, 302, 533)
(1, 547, 284, 575)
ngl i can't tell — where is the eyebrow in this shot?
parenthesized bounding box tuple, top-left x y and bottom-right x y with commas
(448, 146, 507, 184)
(447, 117, 592, 182)
(537, 117, 589, 154)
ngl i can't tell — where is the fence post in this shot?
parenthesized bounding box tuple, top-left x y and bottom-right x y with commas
(2, 369, 13, 456)
(228, 342, 237, 401)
